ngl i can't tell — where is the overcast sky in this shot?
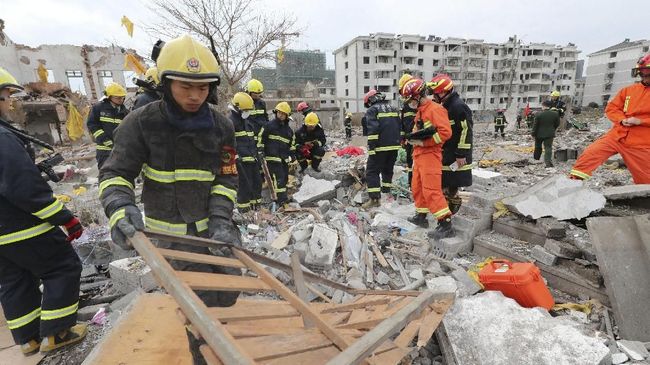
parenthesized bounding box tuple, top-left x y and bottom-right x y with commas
(2, 0, 646, 71)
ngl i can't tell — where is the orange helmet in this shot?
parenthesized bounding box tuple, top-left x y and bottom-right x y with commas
(401, 78, 426, 101)
(428, 74, 454, 94)
(633, 54, 650, 76)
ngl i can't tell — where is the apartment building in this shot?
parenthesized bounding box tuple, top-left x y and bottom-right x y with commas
(583, 39, 650, 107)
(334, 33, 579, 114)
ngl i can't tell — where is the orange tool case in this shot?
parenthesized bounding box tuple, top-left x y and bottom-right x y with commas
(478, 260, 554, 310)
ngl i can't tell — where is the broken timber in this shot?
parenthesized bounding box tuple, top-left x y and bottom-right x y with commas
(126, 231, 454, 365)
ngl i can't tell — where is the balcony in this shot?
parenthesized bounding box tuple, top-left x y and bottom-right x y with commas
(400, 48, 419, 58)
(375, 78, 394, 86)
(376, 48, 395, 57)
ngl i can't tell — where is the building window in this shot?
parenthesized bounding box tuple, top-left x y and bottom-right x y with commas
(321, 100, 327, 104)
(433, 45, 439, 52)
(364, 86, 370, 93)
(364, 71, 370, 79)
(345, 102, 349, 109)
(66, 70, 86, 95)
(344, 47, 348, 56)
(345, 75, 348, 83)
(363, 41, 370, 50)
(644, 46, 649, 52)
(345, 89, 349, 96)
(417, 59, 423, 66)
(330, 100, 334, 104)
(490, 98, 495, 104)
(363, 56, 370, 64)
(36, 68, 55, 82)
(123, 71, 137, 88)
(418, 44, 424, 52)
(98, 70, 114, 90)
(494, 49, 499, 56)
(344, 61, 348, 69)
(610, 52, 617, 58)
(432, 59, 439, 66)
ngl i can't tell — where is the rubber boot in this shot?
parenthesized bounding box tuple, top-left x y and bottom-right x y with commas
(428, 217, 455, 240)
(407, 213, 429, 228)
(21, 338, 40, 356)
(447, 195, 463, 215)
(361, 198, 380, 209)
(40, 323, 88, 353)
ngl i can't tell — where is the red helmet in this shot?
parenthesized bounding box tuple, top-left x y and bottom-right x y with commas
(633, 54, 650, 76)
(429, 74, 454, 94)
(364, 89, 384, 107)
(296, 101, 311, 112)
(401, 78, 425, 100)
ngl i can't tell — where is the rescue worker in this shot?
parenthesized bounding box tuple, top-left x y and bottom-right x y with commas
(493, 109, 507, 138)
(0, 67, 85, 356)
(245, 78, 268, 135)
(344, 112, 352, 139)
(97, 35, 241, 362)
(516, 114, 522, 129)
(295, 112, 326, 172)
(532, 100, 560, 168)
(361, 89, 401, 209)
(87, 82, 129, 169)
(525, 110, 535, 129)
(399, 74, 417, 188)
(257, 102, 295, 206)
(296, 101, 313, 117)
(230, 92, 262, 212)
(570, 54, 650, 184)
(401, 78, 454, 239)
(549, 90, 566, 120)
(132, 66, 161, 110)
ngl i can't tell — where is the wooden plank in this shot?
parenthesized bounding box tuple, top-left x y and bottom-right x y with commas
(416, 306, 446, 347)
(321, 298, 391, 313)
(207, 302, 299, 322)
(225, 325, 365, 339)
(177, 271, 272, 292)
(307, 283, 334, 303)
(367, 235, 389, 268)
(239, 331, 333, 361)
(159, 248, 246, 268)
(366, 347, 412, 365)
(200, 344, 225, 365)
(393, 309, 429, 349)
(262, 345, 341, 365)
(291, 252, 314, 327)
(325, 291, 447, 365)
(128, 233, 254, 365)
(350, 289, 421, 297)
(83, 294, 192, 365)
(233, 249, 359, 360)
(229, 316, 306, 328)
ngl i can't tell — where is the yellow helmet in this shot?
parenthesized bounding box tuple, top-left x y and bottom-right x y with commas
(231, 92, 254, 111)
(304, 112, 319, 126)
(0, 67, 24, 94)
(550, 90, 561, 97)
(157, 35, 220, 83)
(246, 79, 264, 93)
(345, 112, 352, 118)
(273, 101, 291, 115)
(398, 73, 413, 93)
(144, 66, 160, 85)
(104, 82, 127, 97)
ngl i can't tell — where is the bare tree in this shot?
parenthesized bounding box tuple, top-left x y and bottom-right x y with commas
(145, 0, 300, 97)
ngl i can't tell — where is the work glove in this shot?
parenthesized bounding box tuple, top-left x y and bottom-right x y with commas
(110, 205, 144, 250)
(208, 217, 242, 257)
(63, 216, 83, 242)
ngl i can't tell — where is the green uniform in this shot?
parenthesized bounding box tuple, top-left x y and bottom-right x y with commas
(532, 109, 560, 166)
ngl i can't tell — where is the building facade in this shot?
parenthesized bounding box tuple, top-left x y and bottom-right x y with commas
(334, 33, 579, 114)
(582, 39, 650, 107)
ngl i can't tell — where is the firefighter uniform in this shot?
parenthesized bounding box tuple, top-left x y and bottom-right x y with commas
(526, 112, 535, 129)
(401, 105, 417, 187)
(258, 117, 295, 205)
(132, 89, 161, 111)
(365, 101, 401, 199)
(0, 127, 82, 346)
(411, 98, 453, 220)
(99, 100, 240, 307)
(549, 99, 566, 118)
(230, 109, 262, 211)
(532, 109, 560, 166)
(344, 115, 352, 138)
(295, 123, 326, 171)
(249, 98, 268, 135)
(87, 99, 128, 169)
(571, 82, 650, 184)
(441, 91, 473, 214)
(493, 112, 507, 138)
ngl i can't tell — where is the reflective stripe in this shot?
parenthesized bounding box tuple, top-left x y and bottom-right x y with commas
(196, 218, 209, 233)
(313, 155, 323, 160)
(92, 129, 105, 138)
(367, 187, 381, 193)
(376, 145, 401, 152)
(432, 132, 442, 144)
(570, 169, 590, 180)
(423, 121, 433, 129)
(403, 112, 416, 117)
(109, 208, 126, 228)
(0, 223, 55, 245)
(442, 163, 475, 171)
(99, 176, 134, 196)
(381, 182, 393, 187)
(367, 134, 379, 140)
(257, 128, 265, 148)
(290, 135, 296, 151)
(7, 307, 41, 330)
(104, 140, 113, 146)
(368, 150, 376, 155)
(145, 217, 209, 235)
(33, 199, 64, 220)
(211, 185, 237, 203)
(458, 120, 471, 149)
(250, 109, 265, 116)
(265, 156, 282, 162)
(449, 120, 456, 126)
(237, 202, 251, 209)
(623, 96, 630, 113)
(416, 207, 430, 213)
(433, 207, 451, 219)
(234, 131, 251, 137)
(240, 156, 256, 162)
(377, 112, 398, 118)
(41, 301, 78, 321)
(142, 164, 215, 183)
(99, 117, 121, 123)
(268, 134, 290, 144)
(96, 145, 112, 151)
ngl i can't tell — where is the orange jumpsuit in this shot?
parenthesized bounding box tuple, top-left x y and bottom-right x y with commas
(411, 99, 453, 220)
(571, 82, 650, 184)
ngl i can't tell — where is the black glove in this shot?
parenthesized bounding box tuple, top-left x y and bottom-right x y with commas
(110, 205, 144, 250)
(208, 217, 241, 256)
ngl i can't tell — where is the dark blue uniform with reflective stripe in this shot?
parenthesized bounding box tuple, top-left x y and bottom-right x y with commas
(86, 99, 129, 168)
(230, 110, 262, 210)
(365, 101, 401, 199)
(295, 124, 326, 170)
(257, 118, 295, 204)
(441, 92, 473, 188)
(401, 105, 417, 186)
(248, 98, 268, 136)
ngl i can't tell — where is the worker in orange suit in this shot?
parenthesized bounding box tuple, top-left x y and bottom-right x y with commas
(401, 78, 454, 240)
(570, 54, 650, 184)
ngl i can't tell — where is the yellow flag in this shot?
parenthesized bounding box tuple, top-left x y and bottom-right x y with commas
(121, 16, 134, 37)
(124, 53, 146, 75)
(277, 47, 285, 64)
(37, 63, 48, 83)
(66, 102, 85, 141)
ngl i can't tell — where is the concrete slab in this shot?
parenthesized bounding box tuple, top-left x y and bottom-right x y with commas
(617, 340, 649, 360)
(293, 175, 341, 205)
(587, 214, 650, 341)
(531, 245, 558, 266)
(108, 257, 159, 295)
(602, 184, 650, 200)
(305, 223, 339, 270)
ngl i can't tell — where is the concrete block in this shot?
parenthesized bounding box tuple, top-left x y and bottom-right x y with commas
(305, 223, 338, 270)
(316, 200, 331, 214)
(451, 269, 482, 297)
(603, 184, 650, 200)
(409, 268, 424, 281)
(77, 304, 108, 321)
(423, 260, 445, 276)
(293, 175, 340, 205)
(536, 217, 567, 239)
(108, 257, 159, 295)
(531, 245, 558, 266)
(502, 175, 606, 220)
(544, 239, 581, 259)
(618, 340, 649, 361)
(80, 265, 98, 278)
(611, 352, 628, 364)
(494, 218, 546, 245)
(425, 276, 457, 294)
(431, 236, 472, 259)
(376, 271, 391, 285)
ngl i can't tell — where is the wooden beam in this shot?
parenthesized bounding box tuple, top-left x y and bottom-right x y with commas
(321, 298, 391, 314)
(177, 271, 272, 292)
(324, 290, 444, 365)
(128, 232, 254, 365)
(159, 248, 246, 268)
(233, 249, 361, 362)
(207, 302, 299, 322)
(349, 289, 421, 297)
(200, 344, 224, 365)
(307, 283, 333, 304)
(291, 252, 315, 328)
